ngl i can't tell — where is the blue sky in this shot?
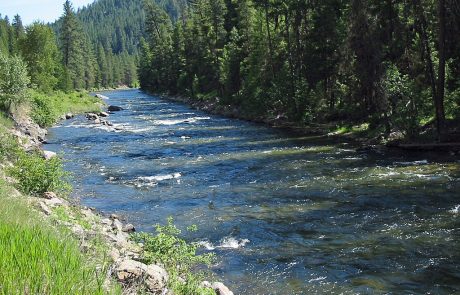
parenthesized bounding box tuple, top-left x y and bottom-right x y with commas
(0, 0, 95, 25)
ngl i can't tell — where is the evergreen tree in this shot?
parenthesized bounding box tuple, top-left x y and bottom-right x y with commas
(19, 22, 61, 92)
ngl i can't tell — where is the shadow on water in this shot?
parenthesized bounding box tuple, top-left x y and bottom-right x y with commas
(47, 89, 460, 294)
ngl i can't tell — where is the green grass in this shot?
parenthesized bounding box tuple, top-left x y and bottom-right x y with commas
(30, 90, 103, 127)
(331, 123, 370, 135)
(0, 112, 14, 130)
(0, 179, 108, 295)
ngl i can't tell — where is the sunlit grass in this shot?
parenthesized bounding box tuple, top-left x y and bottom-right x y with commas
(0, 179, 109, 295)
(30, 90, 103, 127)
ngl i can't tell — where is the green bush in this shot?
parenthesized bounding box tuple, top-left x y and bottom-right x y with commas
(8, 151, 71, 196)
(0, 129, 20, 162)
(132, 217, 216, 295)
(0, 54, 30, 112)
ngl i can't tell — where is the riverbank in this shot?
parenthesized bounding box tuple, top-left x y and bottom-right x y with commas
(157, 93, 460, 154)
(0, 91, 232, 295)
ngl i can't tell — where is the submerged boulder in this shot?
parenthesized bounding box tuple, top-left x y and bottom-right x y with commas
(108, 105, 123, 112)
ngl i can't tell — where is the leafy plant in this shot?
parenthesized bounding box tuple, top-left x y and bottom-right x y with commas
(132, 217, 216, 295)
(0, 54, 30, 113)
(8, 151, 71, 196)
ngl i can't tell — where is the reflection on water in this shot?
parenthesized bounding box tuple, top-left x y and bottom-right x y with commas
(47, 90, 460, 294)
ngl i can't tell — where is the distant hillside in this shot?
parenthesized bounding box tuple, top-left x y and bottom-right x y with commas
(77, 0, 145, 55)
(75, 0, 186, 55)
(49, 0, 186, 88)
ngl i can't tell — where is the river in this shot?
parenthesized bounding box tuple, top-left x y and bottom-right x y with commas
(46, 89, 460, 294)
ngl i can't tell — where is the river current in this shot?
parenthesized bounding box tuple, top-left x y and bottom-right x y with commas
(47, 89, 460, 294)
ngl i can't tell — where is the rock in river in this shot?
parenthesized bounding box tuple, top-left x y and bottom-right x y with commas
(43, 150, 57, 160)
(108, 105, 123, 112)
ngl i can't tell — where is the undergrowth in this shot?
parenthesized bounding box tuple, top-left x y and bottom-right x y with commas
(7, 150, 71, 196)
(132, 217, 216, 295)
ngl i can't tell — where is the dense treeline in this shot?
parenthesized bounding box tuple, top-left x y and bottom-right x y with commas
(50, 0, 190, 90)
(139, 0, 460, 140)
(53, 0, 140, 89)
(1, 0, 140, 93)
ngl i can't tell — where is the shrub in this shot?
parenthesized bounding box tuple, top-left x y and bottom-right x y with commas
(0, 54, 30, 112)
(132, 217, 216, 295)
(0, 129, 20, 162)
(8, 151, 71, 196)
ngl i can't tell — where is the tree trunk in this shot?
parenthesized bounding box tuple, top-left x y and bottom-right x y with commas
(264, 1, 275, 78)
(436, 0, 447, 140)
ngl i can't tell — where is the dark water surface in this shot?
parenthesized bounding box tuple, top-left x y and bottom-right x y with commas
(47, 89, 460, 294)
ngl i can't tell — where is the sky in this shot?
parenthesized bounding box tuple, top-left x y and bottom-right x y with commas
(0, 0, 95, 25)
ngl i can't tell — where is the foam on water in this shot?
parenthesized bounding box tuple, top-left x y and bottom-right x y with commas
(127, 173, 182, 187)
(449, 205, 460, 214)
(394, 160, 429, 166)
(153, 117, 211, 125)
(198, 237, 250, 250)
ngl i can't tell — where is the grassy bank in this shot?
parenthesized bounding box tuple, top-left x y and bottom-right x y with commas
(0, 91, 223, 295)
(0, 179, 109, 295)
(0, 91, 112, 294)
(29, 90, 103, 127)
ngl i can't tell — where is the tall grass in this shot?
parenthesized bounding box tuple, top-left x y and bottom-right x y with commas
(30, 90, 103, 127)
(0, 180, 108, 295)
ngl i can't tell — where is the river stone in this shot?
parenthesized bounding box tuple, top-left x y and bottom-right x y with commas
(109, 247, 120, 262)
(211, 282, 234, 295)
(86, 113, 99, 120)
(116, 260, 167, 292)
(99, 112, 109, 117)
(44, 197, 65, 207)
(101, 218, 112, 225)
(145, 264, 168, 292)
(110, 213, 120, 220)
(122, 223, 135, 233)
(71, 224, 86, 239)
(43, 191, 57, 199)
(65, 113, 74, 119)
(39, 202, 52, 215)
(116, 259, 146, 281)
(108, 105, 123, 112)
(94, 118, 101, 124)
(43, 150, 57, 160)
(112, 219, 123, 232)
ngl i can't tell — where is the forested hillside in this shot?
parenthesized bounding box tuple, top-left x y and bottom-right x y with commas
(139, 0, 460, 142)
(57, 0, 186, 89)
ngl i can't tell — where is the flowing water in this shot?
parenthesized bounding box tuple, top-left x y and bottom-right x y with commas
(46, 89, 460, 294)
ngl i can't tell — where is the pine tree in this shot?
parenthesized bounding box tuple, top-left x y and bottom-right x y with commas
(59, 0, 88, 89)
(19, 22, 61, 92)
